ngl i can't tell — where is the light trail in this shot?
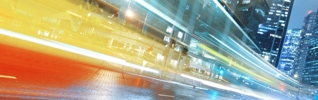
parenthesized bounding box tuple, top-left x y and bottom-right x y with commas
(181, 74, 278, 100)
(158, 94, 175, 98)
(135, 0, 188, 33)
(135, 0, 301, 87)
(0, 74, 17, 79)
(0, 28, 159, 74)
(197, 43, 273, 84)
(228, 37, 301, 86)
(211, 0, 260, 51)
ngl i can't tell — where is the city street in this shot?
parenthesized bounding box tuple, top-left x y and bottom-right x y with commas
(0, 43, 234, 100)
(0, 0, 317, 99)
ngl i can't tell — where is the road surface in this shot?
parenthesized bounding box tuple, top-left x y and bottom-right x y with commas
(0, 43, 240, 100)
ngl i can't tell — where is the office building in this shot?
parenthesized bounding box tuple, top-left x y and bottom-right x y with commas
(277, 29, 301, 78)
(218, 0, 270, 51)
(301, 10, 318, 85)
(257, 0, 293, 67)
(220, 0, 294, 67)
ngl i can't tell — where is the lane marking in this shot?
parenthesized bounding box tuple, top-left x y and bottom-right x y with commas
(0, 75, 17, 79)
(158, 94, 174, 98)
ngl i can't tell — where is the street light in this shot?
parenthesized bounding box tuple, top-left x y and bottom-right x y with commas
(125, 0, 133, 18)
(126, 9, 134, 17)
(294, 74, 298, 78)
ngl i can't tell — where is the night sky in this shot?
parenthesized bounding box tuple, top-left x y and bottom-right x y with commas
(288, 0, 318, 29)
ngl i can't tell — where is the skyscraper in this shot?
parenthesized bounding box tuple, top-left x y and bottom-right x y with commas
(220, 0, 294, 67)
(277, 10, 318, 84)
(218, 0, 271, 52)
(277, 29, 301, 78)
(257, 0, 293, 67)
(301, 10, 318, 85)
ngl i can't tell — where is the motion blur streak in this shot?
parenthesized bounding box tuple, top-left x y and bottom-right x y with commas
(197, 43, 273, 83)
(181, 74, 276, 100)
(211, 0, 259, 50)
(0, 28, 159, 74)
(0, 75, 17, 79)
(121, 62, 159, 73)
(207, 34, 275, 84)
(228, 37, 300, 85)
(135, 0, 188, 33)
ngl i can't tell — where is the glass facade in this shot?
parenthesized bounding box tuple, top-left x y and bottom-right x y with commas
(218, 0, 270, 52)
(257, 0, 293, 66)
(302, 9, 318, 86)
(277, 29, 301, 78)
(220, 0, 294, 67)
(295, 11, 317, 84)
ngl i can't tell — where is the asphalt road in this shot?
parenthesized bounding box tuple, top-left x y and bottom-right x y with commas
(0, 43, 236, 100)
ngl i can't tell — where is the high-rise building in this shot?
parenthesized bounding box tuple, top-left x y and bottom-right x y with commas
(220, 0, 294, 67)
(257, 0, 293, 67)
(301, 10, 318, 85)
(277, 29, 301, 78)
(218, 0, 271, 52)
(276, 10, 318, 84)
(295, 10, 317, 83)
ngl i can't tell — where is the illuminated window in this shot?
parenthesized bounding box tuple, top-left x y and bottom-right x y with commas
(279, 20, 285, 23)
(281, 24, 285, 27)
(242, 0, 250, 4)
(269, 12, 273, 15)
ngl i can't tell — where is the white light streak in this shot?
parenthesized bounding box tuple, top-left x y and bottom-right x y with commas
(181, 74, 276, 100)
(0, 29, 159, 74)
(135, 0, 188, 33)
(212, 0, 260, 51)
(228, 38, 300, 85)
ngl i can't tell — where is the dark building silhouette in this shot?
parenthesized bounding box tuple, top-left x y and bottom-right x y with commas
(220, 0, 294, 67)
(259, 0, 294, 67)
